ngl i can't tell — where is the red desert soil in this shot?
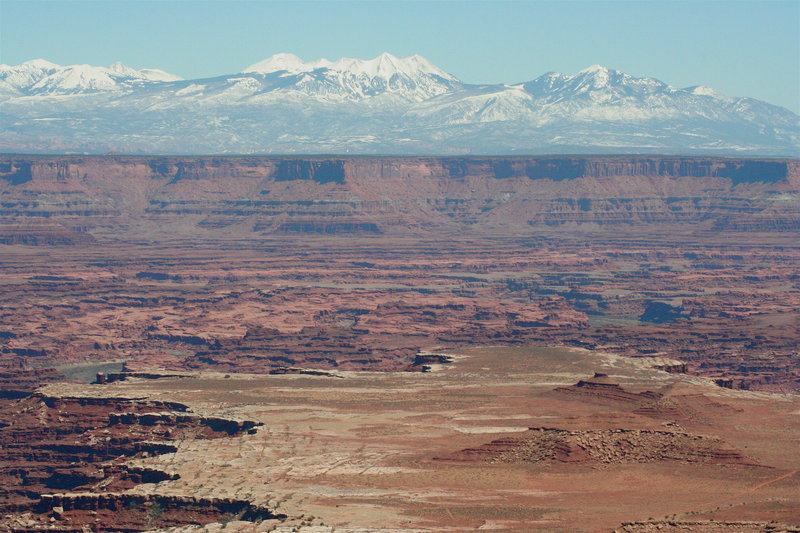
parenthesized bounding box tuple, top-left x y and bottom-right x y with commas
(0, 155, 798, 531)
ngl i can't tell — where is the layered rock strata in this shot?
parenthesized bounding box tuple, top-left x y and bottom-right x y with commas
(0, 154, 798, 391)
(0, 155, 797, 240)
(0, 389, 277, 532)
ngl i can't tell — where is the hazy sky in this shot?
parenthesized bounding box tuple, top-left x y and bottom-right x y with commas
(1, 0, 798, 112)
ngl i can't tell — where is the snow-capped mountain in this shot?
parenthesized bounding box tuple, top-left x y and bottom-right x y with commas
(239, 52, 461, 101)
(0, 54, 797, 155)
(0, 59, 181, 96)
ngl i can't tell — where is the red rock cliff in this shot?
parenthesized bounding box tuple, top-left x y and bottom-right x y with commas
(0, 155, 797, 240)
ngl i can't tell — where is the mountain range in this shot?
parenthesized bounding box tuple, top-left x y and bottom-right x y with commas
(1, 53, 797, 155)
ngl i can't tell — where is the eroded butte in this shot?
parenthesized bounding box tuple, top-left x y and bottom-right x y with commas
(0, 155, 798, 532)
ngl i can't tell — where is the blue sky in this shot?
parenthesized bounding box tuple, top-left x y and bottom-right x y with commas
(1, 0, 798, 112)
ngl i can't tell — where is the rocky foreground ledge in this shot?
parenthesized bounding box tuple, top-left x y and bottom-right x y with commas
(0, 386, 280, 532)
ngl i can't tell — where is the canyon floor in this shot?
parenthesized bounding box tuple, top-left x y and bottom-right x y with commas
(0, 155, 798, 532)
(6, 345, 800, 532)
(1, 234, 797, 533)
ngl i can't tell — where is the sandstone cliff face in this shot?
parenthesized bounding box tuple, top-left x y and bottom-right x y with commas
(0, 155, 796, 241)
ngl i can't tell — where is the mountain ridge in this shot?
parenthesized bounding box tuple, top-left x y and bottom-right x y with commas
(1, 53, 797, 155)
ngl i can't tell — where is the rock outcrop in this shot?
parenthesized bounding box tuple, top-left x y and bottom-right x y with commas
(616, 521, 800, 533)
(443, 427, 756, 466)
(0, 390, 271, 531)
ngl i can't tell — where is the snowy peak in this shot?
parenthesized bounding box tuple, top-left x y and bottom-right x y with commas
(29, 62, 183, 94)
(569, 65, 665, 90)
(687, 85, 730, 99)
(31, 64, 122, 93)
(574, 64, 615, 87)
(241, 52, 460, 101)
(578, 64, 609, 74)
(0, 59, 61, 91)
(1, 55, 797, 155)
(105, 61, 180, 82)
(326, 52, 458, 81)
(244, 52, 458, 82)
(18, 59, 61, 72)
(243, 53, 332, 75)
(108, 61, 141, 78)
(523, 65, 674, 99)
(576, 64, 613, 79)
(0, 59, 182, 95)
(135, 68, 183, 82)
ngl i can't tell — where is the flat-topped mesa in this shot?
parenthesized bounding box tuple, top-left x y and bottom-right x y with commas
(555, 374, 663, 404)
(2, 155, 794, 182)
(0, 155, 797, 240)
(108, 411, 261, 435)
(575, 371, 616, 387)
